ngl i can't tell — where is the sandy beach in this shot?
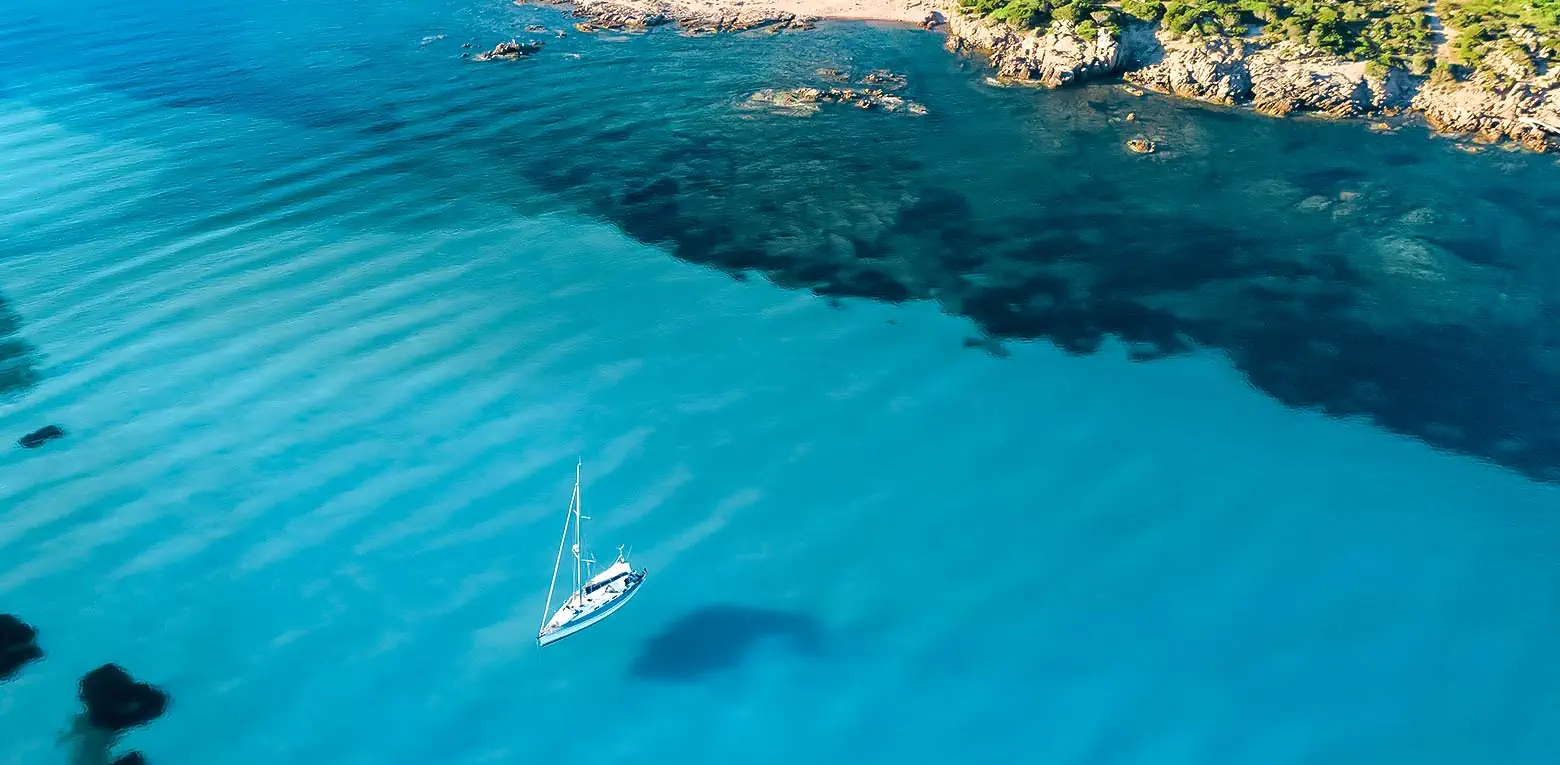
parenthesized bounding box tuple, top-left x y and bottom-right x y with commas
(758, 0, 938, 23)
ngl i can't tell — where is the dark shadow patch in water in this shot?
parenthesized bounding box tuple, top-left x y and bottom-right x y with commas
(1, 613, 43, 681)
(1292, 166, 1371, 195)
(516, 105, 1560, 481)
(0, 295, 40, 398)
(629, 605, 823, 681)
(1381, 151, 1422, 167)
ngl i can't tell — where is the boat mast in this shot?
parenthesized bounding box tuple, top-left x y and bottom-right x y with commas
(572, 459, 583, 596)
(540, 473, 576, 631)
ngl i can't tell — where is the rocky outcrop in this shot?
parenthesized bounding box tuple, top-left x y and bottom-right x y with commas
(1, 614, 42, 681)
(1125, 33, 1250, 105)
(1247, 43, 1417, 117)
(861, 69, 908, 89)
(743, 68, 926, 115)
(57, 664, 170, 765)
(944, 15, 1129, 87)
(473, 39, 545, 60)
(80, 664, 169, 733)
(534, 0, 815, 34)
(18, 424, 65, 448)
(743, 86, 927, 115)
(1414, 75, 1560, 153)
(943, 11, 1556, 152)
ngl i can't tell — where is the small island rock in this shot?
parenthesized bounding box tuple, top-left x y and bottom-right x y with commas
(743, 86, 926, 116)
(80, 664, 169, 734)
(1126, 137, 1156, 154)
(473, 39, 544, 61)
(860, 69, 907, 90)
(1, 614, 44, 681)
(19, 425, 65, 449)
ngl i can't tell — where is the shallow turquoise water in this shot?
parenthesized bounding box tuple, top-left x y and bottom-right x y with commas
(2, 1, 1558, 764)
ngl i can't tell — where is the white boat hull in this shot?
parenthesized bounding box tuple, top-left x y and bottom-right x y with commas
(537, 570, 646, 647)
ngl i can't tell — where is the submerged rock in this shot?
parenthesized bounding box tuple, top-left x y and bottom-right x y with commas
(541, 0, 810, 34)
(743, 86, 926, 116)
(80, 664, 169, 734)
(1, 614, 43, 681)
(18, 424, 65, 448)
(111, 753, 147, 765)
(860, 69, 907, 90)
(473, 39, 544, 61)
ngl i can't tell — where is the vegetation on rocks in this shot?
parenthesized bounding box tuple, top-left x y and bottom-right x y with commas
(1151, 0, 1438, 72)
(962, 0, 1453, 74)
(957, 0, 1560, 83)
(1441, 0, 1560, 74)
(956, 0, 1126, 37)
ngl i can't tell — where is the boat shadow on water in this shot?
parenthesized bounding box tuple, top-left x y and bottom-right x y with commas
(629, 604, 823, 682)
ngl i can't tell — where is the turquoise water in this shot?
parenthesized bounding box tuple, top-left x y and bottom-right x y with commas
(2, 0, 1559, 763)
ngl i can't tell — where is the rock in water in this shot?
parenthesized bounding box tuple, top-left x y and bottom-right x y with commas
(1, 614, 44, 681)
(742, 86, 927, 116)
(18, 425, 65, 448)
(1126, 137, 1156, 154)
(80, 664, 169, 733)
(472, 39, 544, 61)
(860, 69, 907, 90)
(111, 753, 148, 765)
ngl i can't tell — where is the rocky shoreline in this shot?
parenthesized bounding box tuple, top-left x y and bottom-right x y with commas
(523, 0, 822, 35)
(740, 67, 929, 115)
(942, 12, 1559, 153)
(511, 0, 1559, 153)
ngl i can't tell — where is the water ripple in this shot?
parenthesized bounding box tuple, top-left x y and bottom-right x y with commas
(1, 4, 1558, 765)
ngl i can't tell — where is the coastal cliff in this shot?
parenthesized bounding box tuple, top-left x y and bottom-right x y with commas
(942, 10, 1559, 152)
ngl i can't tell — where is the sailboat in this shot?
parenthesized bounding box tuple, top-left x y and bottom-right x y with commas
(537, 459, 647, 647)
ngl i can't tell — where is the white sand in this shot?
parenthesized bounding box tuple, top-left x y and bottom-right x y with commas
(767, 0, 938, 23)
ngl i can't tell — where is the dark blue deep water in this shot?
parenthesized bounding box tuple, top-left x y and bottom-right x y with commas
(2, 0, 1558, 763)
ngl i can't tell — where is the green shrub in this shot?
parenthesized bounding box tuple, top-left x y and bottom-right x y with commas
(1053, 1, 1087, 23)
(1428, 60, 1460, 85)
(1121, 0, 1165, 20)
(957, 0, 1556, 77)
